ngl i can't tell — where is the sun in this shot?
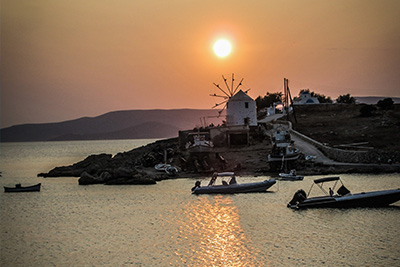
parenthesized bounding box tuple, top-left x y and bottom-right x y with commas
(213, 39, 232, 58)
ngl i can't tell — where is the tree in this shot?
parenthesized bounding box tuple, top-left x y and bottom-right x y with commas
(297, 89, 333, 103)
(377, 98, 394, 110)
(336, 94, 356, 104)
(255, 92, 282, 110)
(316, 94, 332, 103)
(359, 104, 376, 117)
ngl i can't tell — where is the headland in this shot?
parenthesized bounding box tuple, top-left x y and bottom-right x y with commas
(38, 104, 400, 185)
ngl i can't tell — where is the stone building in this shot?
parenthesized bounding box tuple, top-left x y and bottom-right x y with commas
(226, 90, 257, 126)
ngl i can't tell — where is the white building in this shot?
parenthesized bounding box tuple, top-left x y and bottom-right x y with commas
(226, 90, 257, 126)
(293, 91, 320, 105)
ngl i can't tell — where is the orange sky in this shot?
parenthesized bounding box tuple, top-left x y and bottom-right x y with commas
(1, 0, 400, 128)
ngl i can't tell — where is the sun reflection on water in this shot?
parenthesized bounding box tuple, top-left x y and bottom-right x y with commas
(175, 196, 261, 266)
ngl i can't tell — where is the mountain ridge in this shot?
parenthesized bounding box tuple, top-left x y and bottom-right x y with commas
(0, 109, 224, 142)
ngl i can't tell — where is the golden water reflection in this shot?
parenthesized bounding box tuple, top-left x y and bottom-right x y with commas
(176, 196, 261, 266)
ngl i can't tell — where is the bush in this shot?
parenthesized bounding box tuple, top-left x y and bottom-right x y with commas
(336, 94, 356, 104)
(359, 104, 377, 117)
(256, 92, 282, 110)
(377, 98, 394, 110)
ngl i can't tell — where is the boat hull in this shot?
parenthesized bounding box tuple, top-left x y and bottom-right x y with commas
(192, 179, 276, 194)
(279, 173, 304, 181)
(4, 183, 41, 193)
(267, 154, 299, 162)
(293, 189, 400, 209)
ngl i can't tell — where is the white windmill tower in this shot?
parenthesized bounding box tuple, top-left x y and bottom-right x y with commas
(211, 74, 257, 127)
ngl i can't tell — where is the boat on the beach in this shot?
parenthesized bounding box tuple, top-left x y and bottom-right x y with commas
(185, 134, 214, 153)
(268, 144, 300, 163)
(268, 143, 300, 171)
(191, 172, 276, 194)
(268, 129, 299, 171)
(279, 169, 304, 181)
(154, 163, 178, 175)
(287, 177, 400, 209)
(271, 129, 291, 145)
(4, 183, 41, 192)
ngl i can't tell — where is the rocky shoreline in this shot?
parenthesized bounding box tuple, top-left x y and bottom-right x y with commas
(38, 104, 400, 185)
(38, 133, 400, 185)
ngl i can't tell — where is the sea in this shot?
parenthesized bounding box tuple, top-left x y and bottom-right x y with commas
(1, 140, 399, 266)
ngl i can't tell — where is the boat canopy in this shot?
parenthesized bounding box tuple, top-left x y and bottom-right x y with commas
(314, 177, 340, 184)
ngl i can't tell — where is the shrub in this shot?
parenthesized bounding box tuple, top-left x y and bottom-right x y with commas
(359, 104, 377, 117)
(377, 98, 394, 110)
(336, 94, 356, 104)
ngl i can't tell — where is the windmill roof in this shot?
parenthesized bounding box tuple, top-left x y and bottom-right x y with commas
(229, 90, 254, 102)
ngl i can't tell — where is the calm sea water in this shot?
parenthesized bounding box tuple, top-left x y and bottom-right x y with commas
(1, 140, 399, 266)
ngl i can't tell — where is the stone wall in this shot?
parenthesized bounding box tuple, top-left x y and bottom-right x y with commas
(290, 128, 399, 164)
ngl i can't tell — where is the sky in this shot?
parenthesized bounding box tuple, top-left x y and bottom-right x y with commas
(1, 0, 400, 128)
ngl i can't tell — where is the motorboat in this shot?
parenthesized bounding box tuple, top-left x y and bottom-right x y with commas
(268, 143, 300, 171)
(271, 129, 291, 145)
(279, 169, 304, 181)
(191, 172, 276, 194)
(287, 177, 400, 209)
(268, 144, 300, 163)
(4, 183, 41, 192)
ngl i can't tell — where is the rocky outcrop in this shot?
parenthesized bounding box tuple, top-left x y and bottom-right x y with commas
(38, 153, 113, 178)
(78, 169, 156, 185)
(79, 171, 109, 185)
(38, 138, 181, 185)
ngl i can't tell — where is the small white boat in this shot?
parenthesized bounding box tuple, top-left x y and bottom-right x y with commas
(279, 170, 304, 181)
(154, 163, 178, 175)
(191, 172, 276, 194)
(305, 155, 317, 161)
(155, 163, 170, 171)
(186, 134, 214, 153)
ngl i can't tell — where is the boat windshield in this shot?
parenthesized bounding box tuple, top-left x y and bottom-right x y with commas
(208, 172, 235, 186)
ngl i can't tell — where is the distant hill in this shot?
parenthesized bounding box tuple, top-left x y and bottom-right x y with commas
(355, 96, 400, 105)
(0, 109, 224, 142)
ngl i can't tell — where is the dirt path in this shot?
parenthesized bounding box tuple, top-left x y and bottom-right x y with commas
(291, 135, 337, 165)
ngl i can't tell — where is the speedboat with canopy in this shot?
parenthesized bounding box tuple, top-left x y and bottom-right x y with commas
(287, 176, 400, 209)
(191, 172, 276, 194)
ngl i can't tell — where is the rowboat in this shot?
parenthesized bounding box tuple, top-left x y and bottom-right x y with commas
(4, 183, 41, 192)
(191, 172, 276, 194)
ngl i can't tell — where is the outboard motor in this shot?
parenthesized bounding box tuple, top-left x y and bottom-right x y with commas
(191, 181, 201, 192)
(287, 189, 307, 207)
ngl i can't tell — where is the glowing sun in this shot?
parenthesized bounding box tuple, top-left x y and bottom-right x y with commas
(213, 39, 232, 58)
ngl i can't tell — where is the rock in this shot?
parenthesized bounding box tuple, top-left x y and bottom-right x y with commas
(112, 167, 136, 178)
(38, 153, 113, 177)
(79, 171, 107, 185)
(105, 177, 156, 185)
(99, 171, 112, 181)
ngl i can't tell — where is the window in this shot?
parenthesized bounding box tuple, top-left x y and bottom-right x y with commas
(245, 102, 249, 108)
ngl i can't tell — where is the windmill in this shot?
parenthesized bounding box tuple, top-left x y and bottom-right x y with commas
(210, 73, 250, 116)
